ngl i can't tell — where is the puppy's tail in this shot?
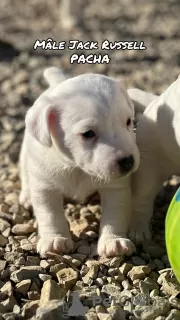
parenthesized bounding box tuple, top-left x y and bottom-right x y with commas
(43, 67, 66, 87)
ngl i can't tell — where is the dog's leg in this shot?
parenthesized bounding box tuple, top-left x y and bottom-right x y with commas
(19, 140, 31, 210)
(98, 177, 136, 257)
(29, 176, 74, 256)
(128, 164, 162, 244)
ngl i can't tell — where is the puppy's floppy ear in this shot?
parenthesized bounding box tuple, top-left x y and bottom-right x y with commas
(117, 80, 134, 113)
(25, 97, 56, 148)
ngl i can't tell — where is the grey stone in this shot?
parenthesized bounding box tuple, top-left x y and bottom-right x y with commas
(36, 299, 69, 320)
(166, 309, 180, 320)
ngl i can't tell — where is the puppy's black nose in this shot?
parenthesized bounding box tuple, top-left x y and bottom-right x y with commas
(118, 155, 134, 173)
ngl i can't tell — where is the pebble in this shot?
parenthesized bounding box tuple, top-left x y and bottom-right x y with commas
(40, 279, 67, 306)
(128, 266, 151, 281)
(131, 256, 146, 266)
(82, 264, 99, 285)
(0, 260, 6, 272)
(150, 289, 159, 298)
(1, 295, 17, 312)
(97, 313, 111, 320)
(122, 279, 132, 290)
(56, 268, 78, 290)
(28, 290, 40, 300)
(166, 309, 180, 320)
(36, 299, 68, 320)
(162, 277, 180, 296)
(0, 235, 8, 246)
(134, 297, 170, 319)
(0, 219, 10, 232)
(119, 263, 133, 275)
(39, 274, 52, 282)
(154, 259, 165, 270)
(16, 279, 31, 295)
(21, 300, 39, 318)
(12, 222, 35, 235)
(49, 263, 66, 277)
(10, 266, 45, 282)
(26, 256, 40, 266)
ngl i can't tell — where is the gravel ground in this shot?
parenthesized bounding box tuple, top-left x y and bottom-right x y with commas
(0, 1, 180, 319)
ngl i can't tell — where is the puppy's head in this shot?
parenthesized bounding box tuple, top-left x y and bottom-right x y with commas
(26, 73, 140, 181)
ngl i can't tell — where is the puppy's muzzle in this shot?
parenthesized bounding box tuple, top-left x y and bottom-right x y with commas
(117, 155, 134, 173)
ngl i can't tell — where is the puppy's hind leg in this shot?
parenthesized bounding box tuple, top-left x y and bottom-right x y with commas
(19, 140, 31, 210)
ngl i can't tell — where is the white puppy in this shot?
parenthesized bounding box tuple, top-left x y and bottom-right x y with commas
(127, 76, 180, 243)
(19, 67, 140, 257)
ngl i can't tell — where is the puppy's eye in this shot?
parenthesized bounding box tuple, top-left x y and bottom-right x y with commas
(82, 130, 96, 139)
(126, 118, 131, 126)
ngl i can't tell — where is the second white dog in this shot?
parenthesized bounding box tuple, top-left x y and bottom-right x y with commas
(128, 76, 180, 243)
(19, 67, 140, 257)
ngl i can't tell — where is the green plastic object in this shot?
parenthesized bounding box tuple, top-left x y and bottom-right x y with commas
(166, 187, 180, 282)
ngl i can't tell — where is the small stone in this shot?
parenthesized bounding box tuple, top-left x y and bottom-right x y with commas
(131, 256, 146, 266)
(15, 279, 31, 295)
(94, 277, 104, 287)
(108, 267, 119, 277)
(0, 235, 8, 246)
(28, 291, 40, 300)
(162, 277, 180, 296)
(3, 313, 16, 320)
(4, 252, 23, 263)
(10, 266, 45, 282)
(102, 284, 121, 297)
(122, 280, 132, 290)
(1, 281, 13, 296)
(169, 295, 180, 309)
(0, 260, 6, 272)
(71, 253, 87, 263)
(97, 313, 111, 320)
(36, 299, 67, 320)
(166, 309, 180, 320)
(95, 305, 106, 313)
(40, 260, 50, 269)
(1, 296, 17, 312)
(109, 256, 124, 267)
(26, 256, 40, 266)
(49, 263, 66, 277)
(77, 244, 90, 255)
(40, 280, 67, 306)
(85, 311, 98, 320)
(22, 300, 39, 318)
(154, 259, 165, 270)
(82, 265, 99, 285)
(12, 222, 35, 235)
(150, 289, 159, 298)
(2, 227, 11, 238)
(13, 305, 21, 314)
(56, 268, 78, 290)
(5, 193, 18, 205)
(128, 266, 151, 281)
(107, 306, 126, 319)
(119, 263, 133, 275)
(39, 274, 52, 282)
(0, 219, 10, 232)
(133, 297, 170, 320)
(14, 256, 25, 266)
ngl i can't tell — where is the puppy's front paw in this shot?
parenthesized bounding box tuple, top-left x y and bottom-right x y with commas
(37, 235, 74, 257)
(19, 191, 32, 210)
(97, 235, 136, 257)
(128, 221, 151, 244)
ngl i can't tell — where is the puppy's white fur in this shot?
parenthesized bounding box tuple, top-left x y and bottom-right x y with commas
(127, 76, 180, 243)
(19, 67, 140, 257)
